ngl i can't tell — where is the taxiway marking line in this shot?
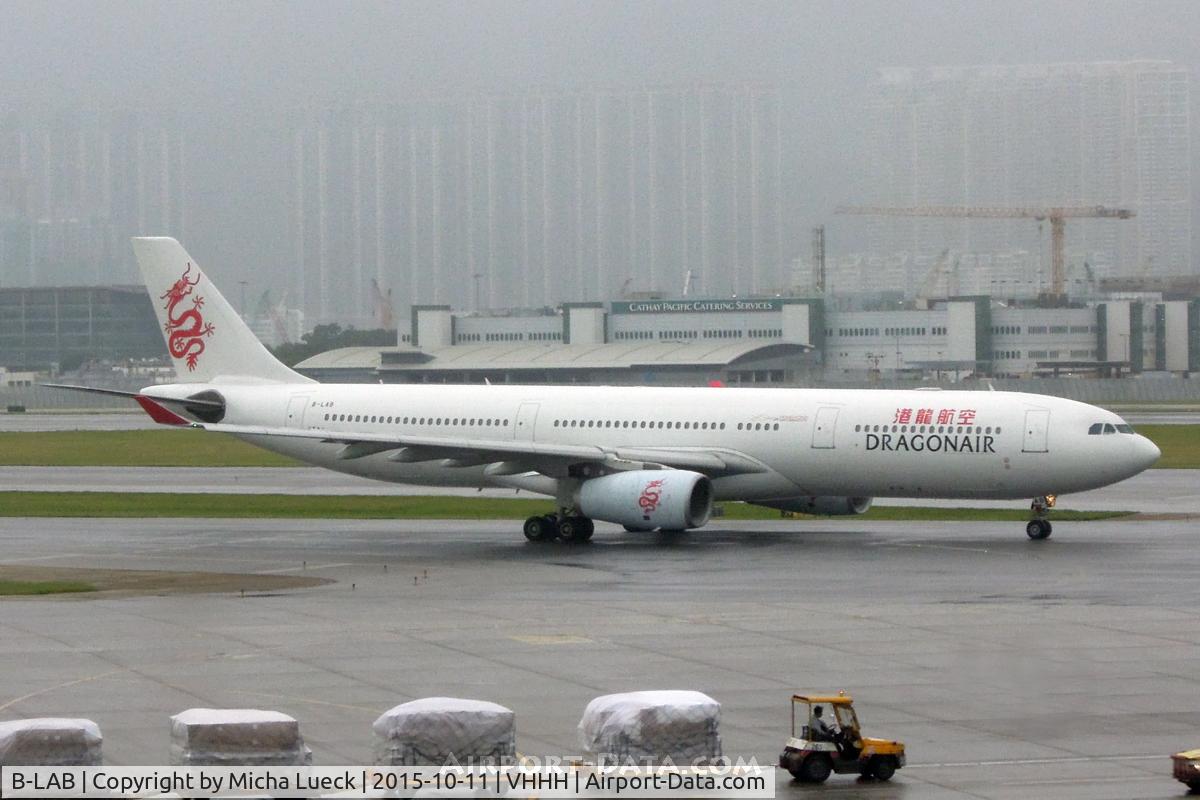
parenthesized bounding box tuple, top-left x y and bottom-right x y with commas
(0, 669, 127, 713)
(0, 553, 89, 563)
(226, 689, 381, 714)
(909, 753, 1162, 768)
(257, 562, 355, 574)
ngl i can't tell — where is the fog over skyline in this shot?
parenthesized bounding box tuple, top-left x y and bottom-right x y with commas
(2, 1, 1197, 322)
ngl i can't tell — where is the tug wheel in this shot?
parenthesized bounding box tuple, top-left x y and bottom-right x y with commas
(799, 755, 832, 783)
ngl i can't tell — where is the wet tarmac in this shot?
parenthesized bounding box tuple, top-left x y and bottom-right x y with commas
(1, 515, 1198, 798)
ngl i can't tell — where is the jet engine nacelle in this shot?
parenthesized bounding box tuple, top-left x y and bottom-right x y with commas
(753, 496, 873, 516)
(579, 470, 714, 530)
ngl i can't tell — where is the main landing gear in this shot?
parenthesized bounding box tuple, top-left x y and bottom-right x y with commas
(522, 514, 594, 544)
(1026, 495, 1056, 540)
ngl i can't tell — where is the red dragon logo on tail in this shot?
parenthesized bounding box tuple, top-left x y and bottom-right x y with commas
(160, 263, 215, 371)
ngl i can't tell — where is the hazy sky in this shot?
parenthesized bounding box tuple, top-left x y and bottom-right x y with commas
(3, 0, 1198, 304)
(5, 1, 1199, 105)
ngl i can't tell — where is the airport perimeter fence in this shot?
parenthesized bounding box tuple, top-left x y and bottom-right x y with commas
(3, 376, 1200, 413)
(1, 386, 136, 412)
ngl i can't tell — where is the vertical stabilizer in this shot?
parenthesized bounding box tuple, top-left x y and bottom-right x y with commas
(132, 237, 312, 384)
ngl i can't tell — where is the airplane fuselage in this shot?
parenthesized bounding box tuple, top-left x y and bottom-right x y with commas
(160, 382, 1160, 502)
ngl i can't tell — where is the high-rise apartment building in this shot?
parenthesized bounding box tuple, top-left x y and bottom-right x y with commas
(288, 85, 784, 325)
(856, 61, 1191, 295)
(0, 110, 186, 287)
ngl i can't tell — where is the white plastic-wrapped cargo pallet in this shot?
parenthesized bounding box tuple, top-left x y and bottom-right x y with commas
(373, 698, 516, 766)
(0, 718, 102, 765)
(578, 691, 722, 766)
(169, 708, 312, 766)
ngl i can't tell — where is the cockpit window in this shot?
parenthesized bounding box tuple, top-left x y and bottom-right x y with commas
(1090, 421, 1136, 435)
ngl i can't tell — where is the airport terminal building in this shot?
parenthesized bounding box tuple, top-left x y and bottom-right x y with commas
(297, 294, 1200, 385)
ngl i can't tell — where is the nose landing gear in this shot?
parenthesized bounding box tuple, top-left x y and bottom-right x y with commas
(1026, 495, 1056, 540)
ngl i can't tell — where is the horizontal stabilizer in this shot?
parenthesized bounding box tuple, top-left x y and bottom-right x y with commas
(42, 384, 225, 410)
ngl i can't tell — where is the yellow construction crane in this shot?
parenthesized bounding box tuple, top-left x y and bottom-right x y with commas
(835, 205, 1135, 301)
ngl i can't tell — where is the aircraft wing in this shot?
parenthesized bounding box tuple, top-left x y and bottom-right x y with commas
(195, 421, 766, 477)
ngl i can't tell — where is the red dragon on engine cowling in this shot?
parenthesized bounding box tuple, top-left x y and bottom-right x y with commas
(160, 263, 215, 371)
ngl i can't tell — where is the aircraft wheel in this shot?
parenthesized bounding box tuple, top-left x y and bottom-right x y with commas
(869, 756, 897, 781)
(799, 754, 832, 783)
(559, 517, 595, 544)
(523, 515, 557, 542)
(1026, 519, 1052, 540)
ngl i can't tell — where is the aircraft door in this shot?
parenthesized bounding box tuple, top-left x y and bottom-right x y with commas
(1022, 409, 1050, 453)
(812, 406, 839, 449)
(285, 395, 310, 428)
(514, 402, 540, 442)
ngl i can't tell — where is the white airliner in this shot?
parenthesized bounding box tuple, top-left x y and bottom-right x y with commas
(53, 238, 1160, 542)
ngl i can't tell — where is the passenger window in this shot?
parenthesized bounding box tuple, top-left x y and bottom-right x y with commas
(1088, 423, 1103, 435)
(1103, 423, 1117, 434)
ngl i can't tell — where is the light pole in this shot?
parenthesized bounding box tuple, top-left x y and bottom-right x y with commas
(865, 351, 882, 382)
(238, 281, 249, 320)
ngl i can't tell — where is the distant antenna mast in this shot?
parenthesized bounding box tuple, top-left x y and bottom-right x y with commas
(811, 225, 826, 294)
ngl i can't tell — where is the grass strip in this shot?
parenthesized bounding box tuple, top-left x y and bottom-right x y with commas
(0, 492, 1131, 522)
(0, 579, 96, 596)
(0, 430, 299, 467)
(1135, 424, 1200, 469)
